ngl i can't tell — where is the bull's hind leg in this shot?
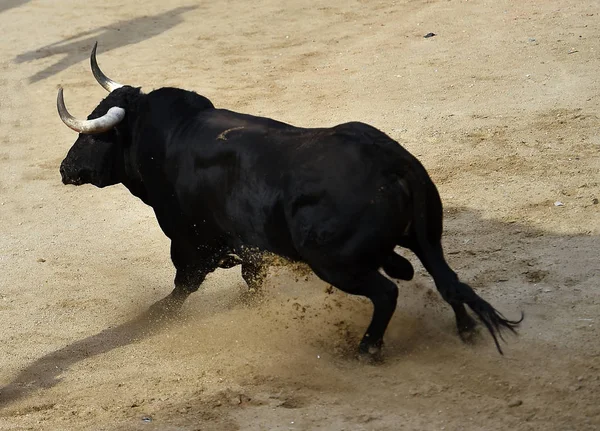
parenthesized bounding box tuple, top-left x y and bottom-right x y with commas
(217, 252, 268, 292)
(312, 267, 398, 359)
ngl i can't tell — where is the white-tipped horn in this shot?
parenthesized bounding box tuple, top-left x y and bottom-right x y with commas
(91, 41, 124, 92)
(57, 87, 126, 134)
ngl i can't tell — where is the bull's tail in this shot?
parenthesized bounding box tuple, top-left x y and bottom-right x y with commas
(445, 280, 523, 354)
(401, 160, 523, 354)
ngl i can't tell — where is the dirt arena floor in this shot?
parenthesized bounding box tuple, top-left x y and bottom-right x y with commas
(1, 0, 599, 430)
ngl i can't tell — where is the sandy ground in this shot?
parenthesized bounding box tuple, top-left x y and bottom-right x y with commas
(1, 0, 599, 430)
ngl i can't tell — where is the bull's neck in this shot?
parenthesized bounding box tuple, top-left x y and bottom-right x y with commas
(118, 146, 150, 205)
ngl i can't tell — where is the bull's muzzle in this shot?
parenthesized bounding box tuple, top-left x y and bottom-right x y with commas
(60, 163, 83, 186)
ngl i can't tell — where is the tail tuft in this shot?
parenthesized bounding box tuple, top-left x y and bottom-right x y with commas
(464, 292, 523, 355)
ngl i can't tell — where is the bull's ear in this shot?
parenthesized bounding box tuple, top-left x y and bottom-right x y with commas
(114, 86, 144, 112)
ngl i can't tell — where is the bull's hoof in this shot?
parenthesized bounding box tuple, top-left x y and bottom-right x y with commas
(357, 341, 384, 364)
(457, 316, 480, 345)
(247, 286, 260, 294)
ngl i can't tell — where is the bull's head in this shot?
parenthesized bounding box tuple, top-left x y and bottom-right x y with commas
(58, 42, 140, 188)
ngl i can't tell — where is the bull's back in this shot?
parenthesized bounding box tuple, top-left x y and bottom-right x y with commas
(162, 110, 407, 258)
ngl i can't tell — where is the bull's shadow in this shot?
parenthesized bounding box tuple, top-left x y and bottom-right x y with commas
(0, 297, 185, 409)
(0, 0, 30, 14)
(14, 5, 197, 83)
(0, 207, 597, 409)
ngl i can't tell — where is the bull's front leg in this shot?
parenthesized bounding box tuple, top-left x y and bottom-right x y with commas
(170, 241, 221, 300)
(236, 250, 268, 293)
(152, 241, 221, 314)
(241, 258, 268, 292)
(217, 251, 268, 292)
(218, 252, 269, 293)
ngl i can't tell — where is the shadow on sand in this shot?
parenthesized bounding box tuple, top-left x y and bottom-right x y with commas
(0, 296, 184, 409)
(14, 5, 197, 83)
(0, 0, 31, 14)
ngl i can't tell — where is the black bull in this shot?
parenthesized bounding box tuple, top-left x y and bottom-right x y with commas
(57, 44, 521, 359)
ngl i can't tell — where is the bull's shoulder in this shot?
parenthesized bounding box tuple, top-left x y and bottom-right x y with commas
(146, 87, 215, 112)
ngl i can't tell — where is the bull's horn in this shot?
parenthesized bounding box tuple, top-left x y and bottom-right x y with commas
(91, 41, 124, 92)
(57, 87, 125, 134)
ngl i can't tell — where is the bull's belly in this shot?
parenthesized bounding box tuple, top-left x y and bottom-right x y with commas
(225, 224, 302, 263)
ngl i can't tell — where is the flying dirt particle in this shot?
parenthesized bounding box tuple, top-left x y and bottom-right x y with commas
(524, 269, 548, 283)
(508, 399, 523, 408)
(277, 396, 306, 409)
(424, 32, 436, 38)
